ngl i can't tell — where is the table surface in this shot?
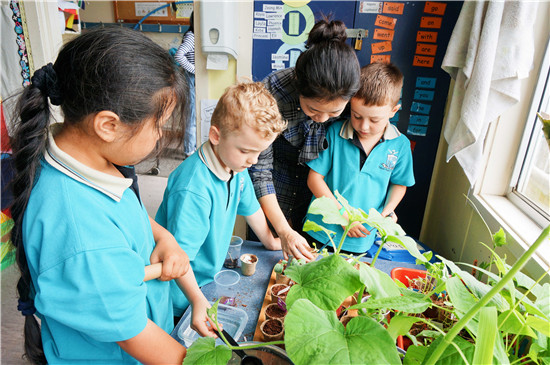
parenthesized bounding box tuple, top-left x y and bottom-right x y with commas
(171, 240, 427, 345)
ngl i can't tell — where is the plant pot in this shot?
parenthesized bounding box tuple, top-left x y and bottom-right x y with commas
(260, 318, 284, 342)
(270, 283, 290, 304)
(391, 267, 427, 351)
(275, 272, 291, 285)
(227, 342, 292, 364)
(240, 253, 258, 276)
(265, 302, 287, 321)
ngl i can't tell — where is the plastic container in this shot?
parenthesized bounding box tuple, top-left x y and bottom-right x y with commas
(177, 303, 248, 347)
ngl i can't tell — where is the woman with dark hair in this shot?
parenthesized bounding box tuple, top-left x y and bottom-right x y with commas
(249, 18, 361, 261)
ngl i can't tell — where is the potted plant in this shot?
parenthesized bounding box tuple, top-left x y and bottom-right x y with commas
(182, 192, 550, 365)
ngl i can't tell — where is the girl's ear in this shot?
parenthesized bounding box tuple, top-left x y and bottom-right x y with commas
(209, 125, 221, 145)
(93, 111, 122, 143)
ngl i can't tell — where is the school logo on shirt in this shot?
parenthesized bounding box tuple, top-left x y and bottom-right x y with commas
(380, 150, 398, 171)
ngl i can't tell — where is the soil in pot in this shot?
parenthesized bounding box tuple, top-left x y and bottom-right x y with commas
(260, 318, 284, 341)
(270, 284, 290, 304)
(265, 303, 287, 321)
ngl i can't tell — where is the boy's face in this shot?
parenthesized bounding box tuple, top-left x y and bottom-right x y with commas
(350, 97, 399, 141)
(210, 123, 276, 173)
(299, 96, 348, 124)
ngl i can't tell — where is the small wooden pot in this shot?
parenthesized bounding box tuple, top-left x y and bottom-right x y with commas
(265, 302, 287, 321)
(270, 283, 290, 304)
(275, 272, 291, 285)
(260, 318, 284, 341)
(240, 253, 258, 276)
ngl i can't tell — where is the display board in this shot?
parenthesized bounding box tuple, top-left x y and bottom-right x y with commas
(252, 0, 463, 239)
(113, 1, 192, 25)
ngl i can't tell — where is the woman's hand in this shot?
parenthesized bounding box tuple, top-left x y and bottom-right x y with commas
(280, 229, 315, 262)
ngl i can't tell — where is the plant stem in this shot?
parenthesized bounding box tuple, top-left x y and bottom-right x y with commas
(370, 238, 385, 266)
(423, 225, 550, 365)
(336, 225, 351, 254)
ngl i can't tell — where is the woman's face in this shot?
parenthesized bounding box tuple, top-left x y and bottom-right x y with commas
(299, 96, 348, 124)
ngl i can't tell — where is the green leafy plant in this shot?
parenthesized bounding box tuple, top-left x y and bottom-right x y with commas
(183, 192, 550, 365)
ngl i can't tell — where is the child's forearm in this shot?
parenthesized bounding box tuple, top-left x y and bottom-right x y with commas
(175, 267, 209, 307)
(382, 184, 407, 216)
(308, 170, 340, 207)
(245, 209, 281, 250)
(117, 319, 186, 364)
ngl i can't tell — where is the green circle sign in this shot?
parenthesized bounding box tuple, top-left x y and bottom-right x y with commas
(282, 3, 314, 45)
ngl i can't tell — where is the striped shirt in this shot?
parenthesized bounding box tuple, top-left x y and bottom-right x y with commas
(175, 31, 195, 74)
(249, 67, 345, 223)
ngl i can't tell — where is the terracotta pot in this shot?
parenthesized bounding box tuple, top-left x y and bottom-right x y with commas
(270, 283, 290, 304)
(265, 302, 287, 321)
(260, 318, 284, 341)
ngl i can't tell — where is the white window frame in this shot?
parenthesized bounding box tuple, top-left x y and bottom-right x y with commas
(468, 37, 550, 273)
(507, 39, 550, 228)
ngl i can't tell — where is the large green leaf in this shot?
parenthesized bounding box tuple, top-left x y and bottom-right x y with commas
(362, 208, 406, 237)
(385, 235, 428, 263)
(285, 299, 401, 365)
(498, 309, 538, 338)
(446, 276, 480, 334)
(403, 345, 429, 365)
(357, 261, 402, 298)
(308, 196, 348, 226)
(536, 283, 550, 317)
(349, 294, 432, 314)
(386, 315, 424, 342)
(439, 256, 509, 311)
(182, 337, 232, 365)
(285, 254, 362, 311)
(526, 315, 550, 337)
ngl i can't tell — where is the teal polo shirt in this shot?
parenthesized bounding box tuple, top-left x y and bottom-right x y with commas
(155, 141, 260, 316)
(305, 120, 415, 253)
(23, 124, 172, 364)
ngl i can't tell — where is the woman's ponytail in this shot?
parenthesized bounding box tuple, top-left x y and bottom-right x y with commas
(10, 63, 62, 365)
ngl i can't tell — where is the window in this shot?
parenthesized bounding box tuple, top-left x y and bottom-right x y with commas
(508, 40, 550, 228)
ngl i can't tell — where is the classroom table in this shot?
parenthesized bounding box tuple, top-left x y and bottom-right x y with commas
(171, 239, 427, 345)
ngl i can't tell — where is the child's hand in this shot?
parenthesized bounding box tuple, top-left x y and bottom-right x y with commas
(190, 301, 218, 338)
(346, 222, 370, 238)
(150, 234, 190, 281)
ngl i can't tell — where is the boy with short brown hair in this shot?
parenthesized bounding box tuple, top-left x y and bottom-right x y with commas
(156, 81, 287, 316)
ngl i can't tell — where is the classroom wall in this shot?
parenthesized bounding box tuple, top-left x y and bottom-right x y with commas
(419, 1, 550, 283)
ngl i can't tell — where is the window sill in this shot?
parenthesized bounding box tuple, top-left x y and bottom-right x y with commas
(470, 193, 549, 273)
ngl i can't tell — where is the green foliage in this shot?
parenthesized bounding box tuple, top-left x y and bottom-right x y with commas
(182, 337, 232, 365)
(285, 299, 401, 365)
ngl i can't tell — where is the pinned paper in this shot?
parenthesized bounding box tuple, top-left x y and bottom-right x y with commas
(288, 12, 300, 35)
(411, 102, 431, 115)
(413, 55, 435, 68)
(360, 2, 383, 13)
(371, 41, 392, 54)
(373, 28, 395, 41)
(415, 43, 437, 56)
(254, 11, 266, 19)
(409, 114, 430, 126)
(375, 14, 397, 30)
(200, 99, 218, 143)
(407, 125, 428, 136)
(424, 2, 447, 15)
(255, 20, 267, 27)
(383, 2, 404, 14)
(420, 17, 442, 29)
(271, 54, 289, 62)
(263, 4, 283, 12)
(416, 77, 437, 89)
(371, 54, 391, 63)
(253, 33, 270, 40)
(254, 27, 266, 33)
(413, 89, 435, 101)
(416, 31, 438, 43)
(271, 33, 282, 40)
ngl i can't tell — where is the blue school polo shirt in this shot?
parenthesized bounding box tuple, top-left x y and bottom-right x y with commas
(23, 125, 173, 364)
(155, 141, 260, 316)
(305, 120, 415, 253)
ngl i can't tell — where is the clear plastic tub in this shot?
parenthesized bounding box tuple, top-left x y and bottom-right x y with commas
(177, 303, 248, 347)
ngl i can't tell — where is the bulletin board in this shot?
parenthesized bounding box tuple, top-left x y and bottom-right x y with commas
(251, 0, 463, 239)
(113, 1, 192, 25)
